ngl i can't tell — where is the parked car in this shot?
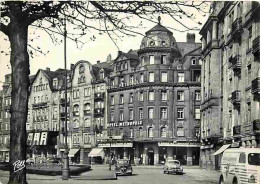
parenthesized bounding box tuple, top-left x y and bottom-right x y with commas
(163, 160, 183, 175)
(114, 159, 133, 176)
(26, 158, 35, 165)
(218, 148, 260, 184)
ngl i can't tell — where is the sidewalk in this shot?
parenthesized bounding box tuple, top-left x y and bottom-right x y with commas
(0, 166, 117, 181)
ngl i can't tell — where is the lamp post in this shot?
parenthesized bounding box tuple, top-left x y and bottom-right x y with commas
(109, 136, 112, 170)
(62, 16, 70, 180)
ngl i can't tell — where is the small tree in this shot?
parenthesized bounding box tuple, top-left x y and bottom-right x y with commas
(0, 1, 209, 183)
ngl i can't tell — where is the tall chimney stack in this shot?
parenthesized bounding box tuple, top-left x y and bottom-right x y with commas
(187, 33, 195, 43)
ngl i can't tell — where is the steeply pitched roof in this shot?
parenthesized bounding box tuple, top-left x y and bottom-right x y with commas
(145, 23, 173, 35)
(176, 42, 202, 57)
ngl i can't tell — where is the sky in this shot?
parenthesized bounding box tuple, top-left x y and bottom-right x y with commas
(0, 2, 210, 90)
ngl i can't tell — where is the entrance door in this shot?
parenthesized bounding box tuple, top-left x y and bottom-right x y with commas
(148, 149, 154, 165)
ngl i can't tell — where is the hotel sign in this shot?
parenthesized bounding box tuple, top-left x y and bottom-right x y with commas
(108, 120, 143, 127)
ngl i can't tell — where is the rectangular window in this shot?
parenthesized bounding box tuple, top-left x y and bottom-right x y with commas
(139, 108, 143, 120)
(177, 91, 184, 101)
(248, 26, 252, 50)
(129, 93, 134, 103)
(195, 91, 201, 101)
(195, 108, 200, 119)
(141, 57, 145, 66)
(148, 91, 154, 101)
(111, 96, 114, 105)
(129, 109, 134, 120)
(119, 111, 124, 121)
(140, 73, 144, 83)
(129, 75, 134, 85)
(161, 55, 166, 64)
(148, 107, 154, 119)
(177, 127, 184, 137)
(149, 72, 154, 82)
(178, 73, 184, 82)
(149, 55, 154, 65)
(161, 107, 167, 119)
(110, 112, 114, 122)
(161, 91, 167, 101)
(177, 108, 184, 119)
(161, 72, 168, 82)
(119, 94, 124, 104)
(139, 91, 143, 101)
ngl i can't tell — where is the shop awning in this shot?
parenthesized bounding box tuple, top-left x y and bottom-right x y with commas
(212, 144, 231, 156)
(68, 148, 80, 157)
(88, 148, 104, 159)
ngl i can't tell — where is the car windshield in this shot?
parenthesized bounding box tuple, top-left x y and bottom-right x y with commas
(248, 153, 260, 165)
(117, 160, 129, 164)
(168, 161, 179, 165)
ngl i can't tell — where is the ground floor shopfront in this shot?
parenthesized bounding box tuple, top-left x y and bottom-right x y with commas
(97, 141, 200, 166)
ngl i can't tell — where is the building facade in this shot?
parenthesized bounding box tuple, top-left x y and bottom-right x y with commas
(98, 22, 202, 166)
(200, 1, 260, 170)
(0, 21, 202, 166)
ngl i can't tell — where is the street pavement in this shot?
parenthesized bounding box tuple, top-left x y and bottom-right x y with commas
(0, 165, 220, 184)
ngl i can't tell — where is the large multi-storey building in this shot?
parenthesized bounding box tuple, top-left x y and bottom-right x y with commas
(0, 20, 202, 166)
(200, 1, 260, 170)
(97, 22, 202, 166)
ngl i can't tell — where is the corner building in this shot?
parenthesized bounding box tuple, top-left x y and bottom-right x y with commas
(200, 1, 260, 170)
(99, 22, 202, 166)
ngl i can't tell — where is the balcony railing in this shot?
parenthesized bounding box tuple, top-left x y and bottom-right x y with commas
(233, 125, 241, 136)
(252, 36, 260, 57)
(251, 77, 260, 95)
(94, 108, 105, 117)
(60, 98, 70, 106)
(32, 102, 47, 108)
(84, 110, 91, 116)
(231, 54, 241, 71)
(231, 17, 243, 40)
(231, 90, 241, 105)
(94, 93, 105, 101)
(253, 119, 260, 132)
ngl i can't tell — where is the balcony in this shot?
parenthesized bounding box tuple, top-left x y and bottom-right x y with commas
(60, 98, 70, 106)
(231, 17, 243, 41)
(231, 90, 241, 105)
(231, 54, 241, 71)
(233, 125, 241, 136)
(60, 112, 69, 119)
(253, 119, 260, 133)
(94, 108, 105, 117)
(94, 93, 105, 101)
(251, 77, 260, 95)
(84, 110, 91, 116)
(252, 36, 260, 57)
(32, 102, 47, 109)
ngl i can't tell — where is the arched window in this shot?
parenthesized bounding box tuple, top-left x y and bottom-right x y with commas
(73, 104, 79, 116)
(139, 127, 143, 137)
(84, 103, 91, 113)
(74, 119, 79, 128)
(160, 127, 166, 138)
(85, 118, 91, 127)
(79, 64, 84, 74)
(148, 127, 153, 138)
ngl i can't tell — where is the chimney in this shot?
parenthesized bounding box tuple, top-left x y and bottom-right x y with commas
(187, 33, 195, 43)
(97, 60, 100, 64)
(46, 67, 50, 71)
(70, 64, 74, 70)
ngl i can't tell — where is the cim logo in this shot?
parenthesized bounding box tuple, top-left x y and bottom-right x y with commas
(13, 160, 25, 173)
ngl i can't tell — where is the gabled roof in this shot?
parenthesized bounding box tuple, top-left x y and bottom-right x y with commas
(177, 42, 202, 57)
(114, 51, 139, 62)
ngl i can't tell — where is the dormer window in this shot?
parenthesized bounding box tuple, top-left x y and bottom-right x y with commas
(100, 71, 104, 79)
(162, 41, 166, 46)
(191, 58, 196, 65)
(79, 64, 84, 74)
(53, 78, 58, 89)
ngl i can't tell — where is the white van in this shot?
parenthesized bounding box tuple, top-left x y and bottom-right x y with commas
(219, 148, 260, 184)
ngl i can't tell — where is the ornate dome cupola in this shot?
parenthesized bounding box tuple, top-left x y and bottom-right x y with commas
(138, 16, 181, 58)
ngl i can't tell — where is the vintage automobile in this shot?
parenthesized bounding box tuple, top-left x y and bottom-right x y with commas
(114, 159, 133, 176)
(163, 160, 183, 175)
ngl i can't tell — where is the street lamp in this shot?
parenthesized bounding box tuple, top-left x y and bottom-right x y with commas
(109, 136, 112, 171)
(61, 16, 70, 180)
